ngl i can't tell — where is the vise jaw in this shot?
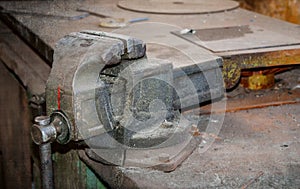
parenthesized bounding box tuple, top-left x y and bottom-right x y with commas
(45, 31, 224, 171)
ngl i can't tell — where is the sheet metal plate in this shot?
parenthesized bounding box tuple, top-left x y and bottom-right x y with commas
(117, 0, 239, 14)
(172, 25, 300, 53)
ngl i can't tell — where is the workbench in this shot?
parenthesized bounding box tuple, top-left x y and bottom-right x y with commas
(0, 0, 299, 188)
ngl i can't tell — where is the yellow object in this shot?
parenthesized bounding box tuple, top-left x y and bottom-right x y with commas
(99, 18, 126, 28)
(241, 72, 275, 90)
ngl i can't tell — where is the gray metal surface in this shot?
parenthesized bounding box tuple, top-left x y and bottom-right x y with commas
(0, 9, 89, 20)
(172, 25, 300, 52)
(117, 0, 239, 14)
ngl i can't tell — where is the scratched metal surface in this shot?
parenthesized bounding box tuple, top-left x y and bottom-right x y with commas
(1, 0, 300, 63)
(173, 25, 300, 52)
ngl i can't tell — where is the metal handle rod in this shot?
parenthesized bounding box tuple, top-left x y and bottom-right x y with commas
(39, 143, 54, 189)
(32, 116, 55, 189)
(32, 113, 71, 188)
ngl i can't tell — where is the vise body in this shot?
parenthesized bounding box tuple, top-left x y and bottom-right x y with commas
(42, 30, 224, 171)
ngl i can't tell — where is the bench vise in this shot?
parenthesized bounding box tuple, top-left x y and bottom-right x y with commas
(31, 31, 225, 184)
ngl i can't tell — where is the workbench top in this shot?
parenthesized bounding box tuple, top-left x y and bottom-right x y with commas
(79, 101, 300, 188)
(1, 0, 300, 65)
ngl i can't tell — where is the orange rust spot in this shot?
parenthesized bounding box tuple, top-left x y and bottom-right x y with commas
(237, 0, 300, 24)
(222, 48, 300, 89)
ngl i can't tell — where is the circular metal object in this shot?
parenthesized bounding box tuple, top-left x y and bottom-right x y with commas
(117, 0, 239, 15)
(50, 111, 72, 144)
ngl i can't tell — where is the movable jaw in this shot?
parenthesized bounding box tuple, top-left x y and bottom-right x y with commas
(46, 31, 146, 141)
(44, 30, 224, 171)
